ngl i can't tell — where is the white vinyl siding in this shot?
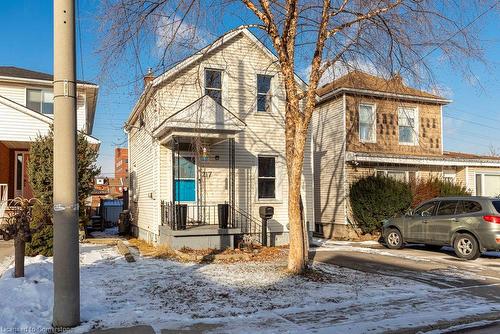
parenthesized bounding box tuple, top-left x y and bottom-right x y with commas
(0, 100, 50, 141)
(312, 97, 346, 226)
(0, 83, 89, 134)
(359, 103, 376, 143)
(398, 107, 419, 145)
(129, 32, 314, 238)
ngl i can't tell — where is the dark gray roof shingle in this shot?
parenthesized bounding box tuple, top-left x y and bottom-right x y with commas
(0, 66, 96, 85)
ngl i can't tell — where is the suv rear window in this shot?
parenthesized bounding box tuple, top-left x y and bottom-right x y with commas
(457, 201, 482, 214)
(492, 200, 500, 214)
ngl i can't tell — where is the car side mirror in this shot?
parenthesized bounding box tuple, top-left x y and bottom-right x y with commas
(406, 209, 413, 216)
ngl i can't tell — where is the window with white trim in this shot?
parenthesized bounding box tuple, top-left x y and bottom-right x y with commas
(258, 156, 276, 199)
(205, 69, 222, 105)
(26, 88, 54, 114)
(376, 169, 416, 183)
(359, 104, 376, 142)
(443, 170, 456, 183)
(398, 107, 418, 145)
(257, 74, 273, 112)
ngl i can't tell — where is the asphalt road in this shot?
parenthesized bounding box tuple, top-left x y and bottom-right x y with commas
(310, 243, 500, 333)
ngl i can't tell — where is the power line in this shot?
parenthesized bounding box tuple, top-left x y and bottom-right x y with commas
(403, 1, 499, 73)
(443, 114, 498, 130)
(445, 108, 500, 124)
(76, 0, 85, 82)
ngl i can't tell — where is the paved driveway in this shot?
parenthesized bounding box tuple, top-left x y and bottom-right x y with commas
(310, 242, 500, 333)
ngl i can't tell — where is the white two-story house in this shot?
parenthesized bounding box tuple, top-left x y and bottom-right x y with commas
(0, 66, 99, 208)
(125, 28, 313, 248)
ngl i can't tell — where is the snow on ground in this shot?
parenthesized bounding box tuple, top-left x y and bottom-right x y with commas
(312, 238, 500, 263)
(0, 244, 498, 333)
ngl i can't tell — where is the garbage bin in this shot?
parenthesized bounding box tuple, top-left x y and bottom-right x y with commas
(118, 210, 130, 235)
(175, 204, 187, 230)
(218, 204, 229, 229)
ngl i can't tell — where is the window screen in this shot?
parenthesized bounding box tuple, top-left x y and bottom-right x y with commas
(398, 107, 418, 144)
(359, 104, 375, 142)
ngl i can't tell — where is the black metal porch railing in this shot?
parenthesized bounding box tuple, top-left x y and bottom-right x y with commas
(161, 201, 263, 244)
(161, 201, 222, 230)
(230, 204, 262, 244)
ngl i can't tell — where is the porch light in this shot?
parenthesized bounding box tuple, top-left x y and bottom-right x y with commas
(201, 146, 209, 162)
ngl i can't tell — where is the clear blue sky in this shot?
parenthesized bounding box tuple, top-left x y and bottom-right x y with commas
(0, 1, 498, 177)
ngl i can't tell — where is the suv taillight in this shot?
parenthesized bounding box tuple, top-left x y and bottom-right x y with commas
(482, 215, 500, 224)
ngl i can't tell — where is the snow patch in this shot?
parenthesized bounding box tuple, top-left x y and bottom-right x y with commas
(0, 243, 498, 333)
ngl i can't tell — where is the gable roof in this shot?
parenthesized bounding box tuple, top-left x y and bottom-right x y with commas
(0, 66, 96, 86)
(126, 27, 307, 128)
(317, 70, 451, 105)
(152, 95, 246, 139)
(0, 94, 100, 145)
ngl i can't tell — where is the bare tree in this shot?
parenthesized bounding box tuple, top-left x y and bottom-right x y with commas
(98, 0, 496, 273)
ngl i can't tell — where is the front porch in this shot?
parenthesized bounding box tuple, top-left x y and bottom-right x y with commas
(148, 95, 284, 249)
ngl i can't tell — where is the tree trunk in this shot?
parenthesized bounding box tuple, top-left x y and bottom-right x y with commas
(14, 237, 25, 278)
(287, 127, 308, 273)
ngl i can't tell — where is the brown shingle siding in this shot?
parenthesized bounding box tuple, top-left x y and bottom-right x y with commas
(345, 95, 442, 156)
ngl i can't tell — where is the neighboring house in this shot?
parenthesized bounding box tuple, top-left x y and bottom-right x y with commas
(125, 28, 313, 248)
(312, 71, 500, 239)
(0, 66, 99, 208)
(114, 147, 129, 184)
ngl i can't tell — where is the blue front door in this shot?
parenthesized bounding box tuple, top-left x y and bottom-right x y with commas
(174, 155, 196, 202)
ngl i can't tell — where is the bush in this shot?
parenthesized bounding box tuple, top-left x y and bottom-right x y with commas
(410, 177, 470, 207)
(349, 175, 412, 234)
(26, 128, 100, 256)
(25, 203, 53, 257)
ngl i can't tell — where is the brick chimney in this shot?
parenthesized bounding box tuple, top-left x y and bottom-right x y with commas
(143, 68, 154, 88)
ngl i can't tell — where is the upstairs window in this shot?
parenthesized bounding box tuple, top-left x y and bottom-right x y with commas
(205, 69, 222, 105)
(398, 107, 418, 145)
(257, 74, 272, 112)
(27, 89, 54, 114)
(359, 104, 376, 142)
(258, 156, 276, 199)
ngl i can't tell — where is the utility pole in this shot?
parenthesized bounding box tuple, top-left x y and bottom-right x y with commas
(53, 0, 80, 327)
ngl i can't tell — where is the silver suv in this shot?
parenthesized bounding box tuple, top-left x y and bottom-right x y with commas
(382, 196, 500, 260)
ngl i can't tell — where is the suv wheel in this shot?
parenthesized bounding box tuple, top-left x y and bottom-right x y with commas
(385, 228, 404, 249)
(453, 233, 480, 260)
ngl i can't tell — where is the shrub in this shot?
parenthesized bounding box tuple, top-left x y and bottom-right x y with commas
(26, 128, 100, 256)
(410, 177, 470, 207)
(349, 175, 412, 234)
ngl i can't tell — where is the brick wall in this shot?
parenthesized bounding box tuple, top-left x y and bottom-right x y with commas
(0, 142, 9, 184)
